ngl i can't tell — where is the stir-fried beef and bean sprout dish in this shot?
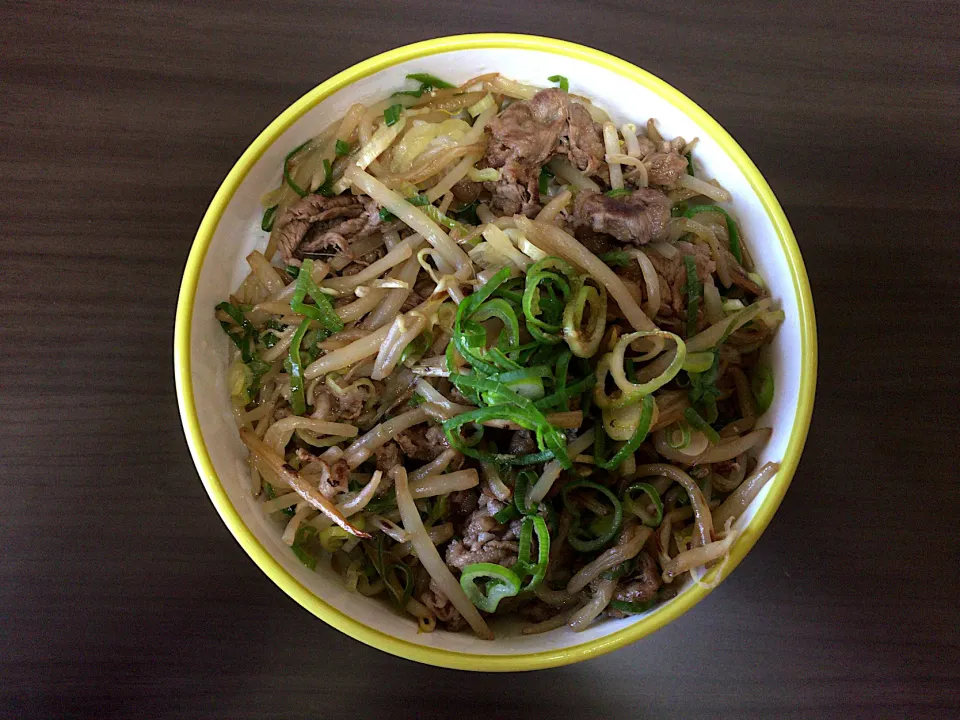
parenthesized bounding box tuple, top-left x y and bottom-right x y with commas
(217, 73, 782, 639)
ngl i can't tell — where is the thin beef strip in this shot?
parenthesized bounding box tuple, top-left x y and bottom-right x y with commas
(572, 188, 672, 245)
(483, 88, 605, 216)
(295, 449, 350, 500)
(608, 550, 661, 618)
(395, 424, 449, 462)
(420, 578, 466, 631)
(274, 193, 382, 263)
(645, 241, 716, 315)
(445, 492, 519, 571)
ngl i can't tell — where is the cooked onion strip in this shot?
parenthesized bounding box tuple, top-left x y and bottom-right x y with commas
(676, 173, 732, 202)
(409, 469, 479, 499)
(633, 463, 713, 548)
(686, 298, 772, 352)
(712, 462, 779, 528)
(263, 417, 359, 456)
(602, 123, 623, 189)
(340, 407, 429, 469)
(693, 427, 772, 464)
(345, 166, 472, 278)
(661, 528, 739, 582)
(528, 429, 595, 504)
(568, 577, 616, 632)
(546, 156, 601, 192)
(536, 189, 572, 223)
(634, 250, 661, 317)
(407, 448, 458, 484)
(567, 525, 652, 594)
(239, 428, 369, 538)
(394, 466, 493, 639)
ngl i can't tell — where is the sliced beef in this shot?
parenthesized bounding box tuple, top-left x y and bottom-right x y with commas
(483, 88, 605, 217)
(420, 578, 466, 631)
(296, 449, 350, 499)
(275, 193, 382, 263)
(395, 424, 449, 462)
(614, 550, 661, 605)
(508, 429, 537, 456)
(647, 151, 688, 186)
(486, 90, 568, 171)
(559, 101, 606, 175)
(451, 178, 482, 204)
(645, 241, 716, 315)
(445, 493, 518, 570)
(718, 245, 766, 297)
(572, 188, 672, 245)
(311, 383, 370, 423)
(374, 441, 401, 472)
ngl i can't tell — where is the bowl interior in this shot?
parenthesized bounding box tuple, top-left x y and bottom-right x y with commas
(179, 40, 811, 664)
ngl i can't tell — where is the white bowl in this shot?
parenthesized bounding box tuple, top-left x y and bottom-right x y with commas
(175, 33, 817, 671)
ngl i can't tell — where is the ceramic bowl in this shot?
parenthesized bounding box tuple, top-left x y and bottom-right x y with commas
(175, 33, 817, 671)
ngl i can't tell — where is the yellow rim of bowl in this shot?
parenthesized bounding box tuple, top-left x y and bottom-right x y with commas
(174, 33, 817, 672)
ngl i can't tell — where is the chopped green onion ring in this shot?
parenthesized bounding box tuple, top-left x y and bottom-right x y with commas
(623, 482, 664, 527)
(513, 515, 550, 592)
(683, 407, 721, 445)
(562, 479, 623, 552)
(287, 319, 311, 415)
(752, 364, 775, 413)
(460, 562, 522, 613)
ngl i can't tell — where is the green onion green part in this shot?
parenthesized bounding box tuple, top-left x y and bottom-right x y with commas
(562, 479, 624, 552)
(383, 104, 404, 126)
(547, 74, 570, 92)
(683, 407, 721, 445)
(684, 205, 743, 264)
(460, 562, 522, 612)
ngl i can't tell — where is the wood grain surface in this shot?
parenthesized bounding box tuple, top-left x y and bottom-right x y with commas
(2, 1, 958, 717)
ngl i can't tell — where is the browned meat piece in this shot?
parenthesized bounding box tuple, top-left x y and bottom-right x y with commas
(483, 88, 605, 217)
(311, 383, 370, 423)
(717, 245, 766, 297)
(395, 424, 449, 462)
(614, 551, 661, 605)
(645, 241, 716, 315)
(274, 194, 382, 263)
(646, 152, 688, 186)
(446, 538, 519, 570)
(508, 429, 537, 455)
(451, 178, 482, 204)
(374, 441, 401, 472)
(559, 101, 606, 175)
(483, 162, 541, 217)
(486, 90, 568, 171)
(448, 489, 479, 519)
(634, 134, 657, 158)
(296, 449, 350, 499)
(445, 493, 518, 570)
(576, 231, 616, 257)
(572, 188, 671, 245)
(420, 578, 466, 631)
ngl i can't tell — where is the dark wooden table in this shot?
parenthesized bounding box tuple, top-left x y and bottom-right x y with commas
(3, 2, 958, 717)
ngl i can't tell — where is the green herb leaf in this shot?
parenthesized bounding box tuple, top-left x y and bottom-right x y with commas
(335, 139, 351, 157)
(688, 351, 720, 418)
(598, 250, 632, 267)
(383, 103, 404, 127)
(406, 72, 454, 89)
(604, 188, 632, 198)
(547, 74, 570, 92)
(261, 205, 278, 232)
